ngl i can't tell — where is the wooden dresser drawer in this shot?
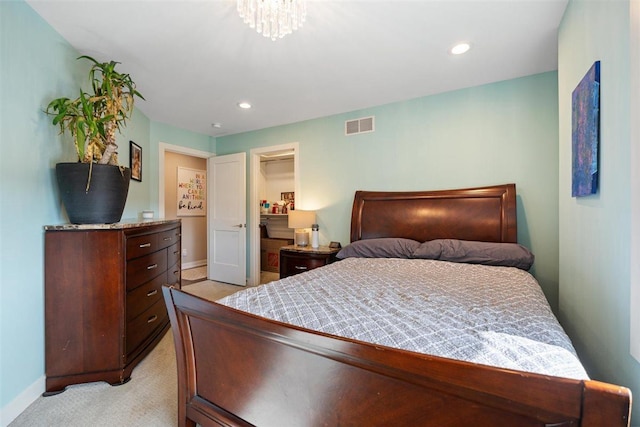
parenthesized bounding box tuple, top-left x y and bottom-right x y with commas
(126, 250, 167, 290)
(126, 273, 167, 321)
(126, 298, 168, 357)
(158, 228, 180, 250)
(126, 233, 159, 260)
(168, 261, 181, 286)
(167, 242, 180, 267)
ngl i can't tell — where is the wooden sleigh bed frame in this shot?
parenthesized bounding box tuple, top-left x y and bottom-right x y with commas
(163, 183, 631, 427)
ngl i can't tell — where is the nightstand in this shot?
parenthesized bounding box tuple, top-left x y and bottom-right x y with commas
(279, 245, 341, 279)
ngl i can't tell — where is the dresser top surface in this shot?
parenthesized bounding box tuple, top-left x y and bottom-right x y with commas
(44, 218, 181, 231)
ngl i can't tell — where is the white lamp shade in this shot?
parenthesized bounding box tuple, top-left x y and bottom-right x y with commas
(288, 210, 316, 229)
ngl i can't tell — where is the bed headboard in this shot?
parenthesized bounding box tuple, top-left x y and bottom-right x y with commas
(350, 183, 517, 244)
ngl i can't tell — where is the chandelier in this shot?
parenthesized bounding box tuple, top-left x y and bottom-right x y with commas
(237, 0, 307, 41)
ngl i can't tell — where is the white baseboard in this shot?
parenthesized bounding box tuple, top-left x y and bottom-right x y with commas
(1, 375, 45, 427)
(181, 259, 207, 270)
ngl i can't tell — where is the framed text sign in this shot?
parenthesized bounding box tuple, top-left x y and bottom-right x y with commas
(177, 167, 206, 216)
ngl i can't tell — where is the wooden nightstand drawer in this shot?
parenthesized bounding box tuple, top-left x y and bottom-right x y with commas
(283, 256, 326, 274)
(279, 245, 340, 279)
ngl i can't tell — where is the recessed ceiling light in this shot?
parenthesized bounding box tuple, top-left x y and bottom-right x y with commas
(212, 123, 222, 129)
(238, 102, 252, 109)
(450, 42, 471, 55)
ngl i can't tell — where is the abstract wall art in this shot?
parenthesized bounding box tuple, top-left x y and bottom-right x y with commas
(571, 61, 600, 197)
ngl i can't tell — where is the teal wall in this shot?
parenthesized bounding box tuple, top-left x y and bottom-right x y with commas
(1, 0, 82, 412)
(217, 71, 561, 310)
(0, 0, 213, 417)
(120, 109, 152, 217)
(148, 121, 216, 210)
(558, 0, 639, 424)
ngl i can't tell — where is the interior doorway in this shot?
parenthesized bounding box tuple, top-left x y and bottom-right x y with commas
(249, 143, 300, 286)
(159, 142, 215, 273)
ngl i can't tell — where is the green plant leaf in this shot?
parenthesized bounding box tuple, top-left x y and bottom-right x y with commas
(45, 55, 144, 165)
(75, 121, 86, 160)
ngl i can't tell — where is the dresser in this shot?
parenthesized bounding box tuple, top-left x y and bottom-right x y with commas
(279, 245, 340, 279)
(43, 219, 181, 395)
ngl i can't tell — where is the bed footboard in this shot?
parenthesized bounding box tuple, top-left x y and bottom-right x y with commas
(163, 286, 631, 427)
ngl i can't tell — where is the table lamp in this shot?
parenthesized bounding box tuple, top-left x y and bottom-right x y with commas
(288, 210, 316, 247)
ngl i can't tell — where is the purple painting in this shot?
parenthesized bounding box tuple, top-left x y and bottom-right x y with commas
(572, 61, 600, 197)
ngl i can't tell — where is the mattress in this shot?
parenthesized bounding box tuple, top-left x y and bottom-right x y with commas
(218, 257, 588, 380)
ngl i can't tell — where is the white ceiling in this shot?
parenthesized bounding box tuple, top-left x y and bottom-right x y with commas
(26, 0, 568, 138)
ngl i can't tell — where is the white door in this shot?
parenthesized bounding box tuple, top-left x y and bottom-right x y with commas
(208, 152, 246, 286)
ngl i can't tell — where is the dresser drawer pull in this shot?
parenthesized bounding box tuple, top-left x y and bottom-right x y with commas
(173, 250, 179, 255)
(147, 264, 158, 270)
(147, 315, 158, 324)
(163, 237, 172, 241)
(139, 243, 151, 248)
(146, 289, 158, 297)
(294, 265, 308, 270)
(173, 270, 180, 275)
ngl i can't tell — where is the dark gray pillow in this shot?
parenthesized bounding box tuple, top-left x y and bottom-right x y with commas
(336, 238, 421, 259)
(411, 239, 535, 270)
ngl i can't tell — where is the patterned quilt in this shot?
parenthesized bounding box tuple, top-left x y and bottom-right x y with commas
(218, 258, 588, 380)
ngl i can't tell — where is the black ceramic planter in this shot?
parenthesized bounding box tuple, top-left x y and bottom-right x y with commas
(56, 163, 131, 224)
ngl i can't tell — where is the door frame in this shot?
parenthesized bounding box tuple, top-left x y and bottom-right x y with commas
(158, 142, 215, 266)
(249, 142, 300, 286)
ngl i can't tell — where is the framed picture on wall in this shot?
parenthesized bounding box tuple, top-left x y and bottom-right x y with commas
(281, 192, 294, 204)
(130, 141, 142, 182)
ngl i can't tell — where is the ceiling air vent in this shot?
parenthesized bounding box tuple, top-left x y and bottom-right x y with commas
(345, 116, 375, 136)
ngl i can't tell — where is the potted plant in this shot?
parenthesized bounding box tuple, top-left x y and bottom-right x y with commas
(46, 55, 144, 224)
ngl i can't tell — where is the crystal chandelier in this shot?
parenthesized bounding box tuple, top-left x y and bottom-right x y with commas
(237, 0, 307, 41)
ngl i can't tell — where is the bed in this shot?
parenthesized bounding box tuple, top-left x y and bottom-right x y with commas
(163, 183, 631, 427)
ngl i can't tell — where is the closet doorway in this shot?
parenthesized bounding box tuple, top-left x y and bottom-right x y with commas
(249, 143, 299, 286)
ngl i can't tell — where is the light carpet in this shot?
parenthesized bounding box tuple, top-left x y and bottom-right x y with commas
(182, 280, 246, 301)
(260, 271, 280, 284)
(9, 280, 245, 427)
(181, 266, 207, 281)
